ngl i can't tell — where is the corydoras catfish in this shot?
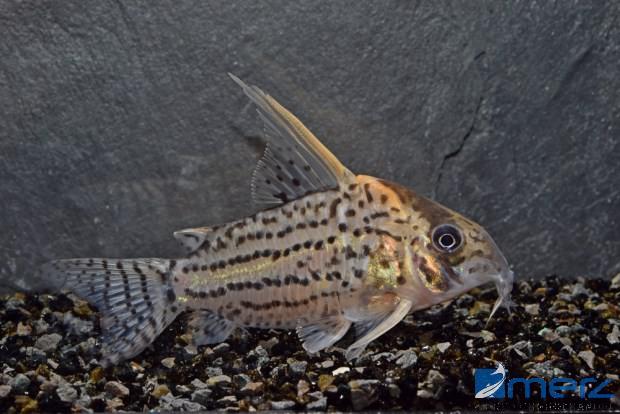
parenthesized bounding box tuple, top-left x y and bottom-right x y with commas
(43, 74, 514, 366)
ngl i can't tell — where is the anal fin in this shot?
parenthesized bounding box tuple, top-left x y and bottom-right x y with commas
(188, 310, 236, 346)
(296, 315, 351, 353)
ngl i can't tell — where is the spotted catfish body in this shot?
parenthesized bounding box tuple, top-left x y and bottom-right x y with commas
(44, 74, 514, 366)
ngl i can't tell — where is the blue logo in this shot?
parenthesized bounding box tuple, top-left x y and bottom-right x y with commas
(475, 362, 507, 398)
(474, 362, 613, 400)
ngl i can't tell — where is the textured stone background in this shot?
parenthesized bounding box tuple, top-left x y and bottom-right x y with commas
(0, 1, 618, 292)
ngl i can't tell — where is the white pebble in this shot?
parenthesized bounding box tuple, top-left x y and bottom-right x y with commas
(436, 342, 451, 353)
(578, 350, 596, 369)
(607, 325, 619, 345)
(161, 357, 176, 369)
(524, 303, 540, 315)
(332, 367, 351, 376)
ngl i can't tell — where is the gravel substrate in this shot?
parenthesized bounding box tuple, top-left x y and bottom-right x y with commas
(0, 275, 619, 412)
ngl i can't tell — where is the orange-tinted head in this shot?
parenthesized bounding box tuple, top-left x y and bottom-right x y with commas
(408, 193, 514, 317)
(365, 177, 514, 316)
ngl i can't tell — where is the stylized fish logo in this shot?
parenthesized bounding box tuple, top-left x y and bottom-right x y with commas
(475, 362, 506, 399)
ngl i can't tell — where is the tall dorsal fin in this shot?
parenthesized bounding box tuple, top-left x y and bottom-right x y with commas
(229, 74, 355, 208)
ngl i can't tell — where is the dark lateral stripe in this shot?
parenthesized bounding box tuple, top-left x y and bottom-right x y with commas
(240, 291, 334, 312)
(314, 201, 326, 213)
(233, 214, 334, 250)
(261, 216, 278, 225)
(370, 211, 390, 220)
(213, 273, 314, 294)
(201, 233, 341, 272)
(325, 271, 342, 281)
(344, 246, 357, 259)
(191, 266, 345, 299)
(364, 183, 374, 202)
(216, 237, 227, 250)
(207, 191, 346, 255)
(329, 197, 342, 218)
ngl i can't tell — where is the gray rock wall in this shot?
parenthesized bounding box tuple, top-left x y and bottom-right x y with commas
(0, 1, 618, 292)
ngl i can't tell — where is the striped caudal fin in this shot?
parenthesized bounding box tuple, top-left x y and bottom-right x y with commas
(41, 258, 181, 366)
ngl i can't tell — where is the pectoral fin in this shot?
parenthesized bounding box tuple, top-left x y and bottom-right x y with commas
(344, 297, 413, 360)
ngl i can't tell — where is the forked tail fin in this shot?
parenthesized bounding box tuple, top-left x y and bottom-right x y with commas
(41, 258, 182, 366)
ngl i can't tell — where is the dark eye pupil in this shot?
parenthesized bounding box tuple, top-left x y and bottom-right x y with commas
(438, 233, 455, 248)
(432, 224, 462, 252)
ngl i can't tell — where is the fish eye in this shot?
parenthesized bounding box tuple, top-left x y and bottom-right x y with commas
(432, 224, 462, 252)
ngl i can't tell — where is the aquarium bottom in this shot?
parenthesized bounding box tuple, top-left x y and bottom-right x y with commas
(0, 275, 618, 412)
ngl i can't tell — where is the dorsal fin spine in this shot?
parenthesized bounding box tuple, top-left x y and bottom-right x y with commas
(228, 73, 354, 208)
